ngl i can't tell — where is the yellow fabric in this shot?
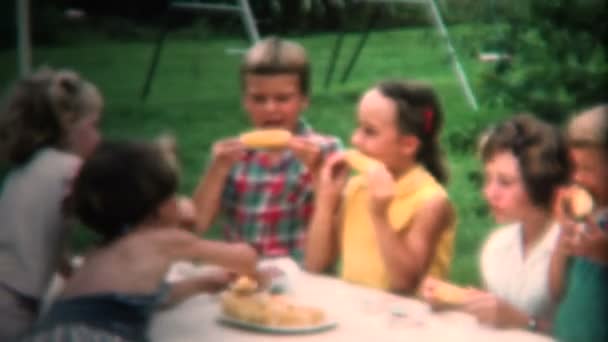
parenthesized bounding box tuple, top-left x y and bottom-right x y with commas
(340, 164, 455, 290)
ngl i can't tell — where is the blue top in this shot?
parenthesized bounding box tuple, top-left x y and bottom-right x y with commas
(553, 216, 608, 342)
(27, 282, 171, 342)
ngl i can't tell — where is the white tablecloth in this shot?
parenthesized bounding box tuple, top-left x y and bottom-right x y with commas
(150, 269, 554, 342)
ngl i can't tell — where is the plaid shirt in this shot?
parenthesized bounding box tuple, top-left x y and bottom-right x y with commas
(220, 121, 342, 260)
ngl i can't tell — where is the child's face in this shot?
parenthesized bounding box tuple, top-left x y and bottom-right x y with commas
(483, 151, 534, 223)
(243, 74, 308, 132)
(67, 109, 102, 159)
(350, 89, 408, 171)
(570, 147, 608, 206)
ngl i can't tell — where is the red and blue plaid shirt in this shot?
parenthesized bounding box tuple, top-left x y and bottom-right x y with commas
(220, 121, 342, 261)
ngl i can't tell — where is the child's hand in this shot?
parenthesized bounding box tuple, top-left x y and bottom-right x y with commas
(419, 276, 443, 307)
(317, 152, 349, 201)
(556, 219, 583, 257)
(197, 269, 237, 293)
(253, 266, 284, 292)
(568, 216, 608, 264)
(552, 186, 572, 225)
(288, 136, 322, 172)
(366, 165, 395, 220)
(461, 290, 524, 328)
(211, 138, 245, 169)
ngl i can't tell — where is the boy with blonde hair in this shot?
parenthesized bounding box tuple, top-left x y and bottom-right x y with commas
(194, 37, 341, 261)
(550, 104, 608, 341)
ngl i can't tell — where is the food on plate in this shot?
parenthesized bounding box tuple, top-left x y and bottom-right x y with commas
(221, 281, 325, 327)
(239, 129, 292, 149)
(344, 149, 382, 173)
(230, 276, 259, 295)
(562, 185, 594, 220)
(421, 278, 471, 307)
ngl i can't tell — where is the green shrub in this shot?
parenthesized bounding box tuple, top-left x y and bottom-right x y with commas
(476, 0, 607, 122)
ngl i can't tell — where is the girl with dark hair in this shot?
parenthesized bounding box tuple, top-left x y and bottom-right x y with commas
(0, 68, 103, 340)
(23, 140, 258, 341)
(305, 80, 456, 293)
(424, 114, 570, 334)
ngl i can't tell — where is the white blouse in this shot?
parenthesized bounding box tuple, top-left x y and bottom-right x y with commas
(480, 222, 560, 320)
(0, 148, 81, 298)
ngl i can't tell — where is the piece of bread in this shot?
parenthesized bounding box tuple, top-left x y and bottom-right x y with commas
(431, 281, 470, 306)
(239, 129, 292, 149)
(221, 291, 270, 324)
(344, 149, 382, 173)
(230, 276, 259, 295)
(565, 185, 594, 220)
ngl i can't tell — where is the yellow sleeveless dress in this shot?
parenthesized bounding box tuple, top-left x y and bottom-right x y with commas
(340, 164, 455, 290)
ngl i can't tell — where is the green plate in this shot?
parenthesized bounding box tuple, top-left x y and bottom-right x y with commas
(217, 315, 338, 334)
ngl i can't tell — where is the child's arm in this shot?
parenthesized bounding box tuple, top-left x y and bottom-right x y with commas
(193, 138, 244, 234)
(547, 214, 608, 301)
(374, 195, 453, 293)
(162, 270, 235, 308)
(164, 229, 258, 276)
(548, 187, 575, 300)
(368, 167, 453, 292)
(289, 136, 342, 185)
(304, 193, 343, 273)
(288, 136, 323, 173)
(304, 153, 348, 273)
(462, 290, 552, 333)
(574, 215, 608, 264)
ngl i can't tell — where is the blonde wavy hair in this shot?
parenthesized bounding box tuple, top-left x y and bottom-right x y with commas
(240, 36, 310, 96)
(0, 67, 102, 166)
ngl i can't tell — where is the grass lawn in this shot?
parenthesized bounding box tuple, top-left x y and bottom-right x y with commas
(0, 24, 510, 286)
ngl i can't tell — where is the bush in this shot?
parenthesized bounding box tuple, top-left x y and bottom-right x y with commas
(476, 0, 608, 122)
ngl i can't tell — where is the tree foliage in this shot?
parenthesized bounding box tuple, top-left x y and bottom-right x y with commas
(478, 0, 607, 122)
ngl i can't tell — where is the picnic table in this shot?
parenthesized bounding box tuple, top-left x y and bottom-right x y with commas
(151, 263, 553, 342)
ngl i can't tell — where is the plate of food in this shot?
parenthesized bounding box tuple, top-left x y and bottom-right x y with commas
(217, 313, 338, 334)
(217, 276, 337, 334)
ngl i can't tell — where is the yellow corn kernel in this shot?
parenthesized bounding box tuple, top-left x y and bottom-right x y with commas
(344, 149, 382, 173)
(432, 281, 470, 306)
(567, 185, 594, 220)
(239, 129, 292, 149)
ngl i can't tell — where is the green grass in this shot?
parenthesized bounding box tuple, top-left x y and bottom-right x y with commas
(0, 25, 509, 286)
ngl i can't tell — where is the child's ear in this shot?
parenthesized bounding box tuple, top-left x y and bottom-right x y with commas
(399, 135, 421, 157)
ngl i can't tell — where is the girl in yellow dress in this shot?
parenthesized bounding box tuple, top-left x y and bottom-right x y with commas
(304, 80, 456, 293)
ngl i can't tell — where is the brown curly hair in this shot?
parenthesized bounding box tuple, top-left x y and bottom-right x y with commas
(480, 114, 571, 208)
